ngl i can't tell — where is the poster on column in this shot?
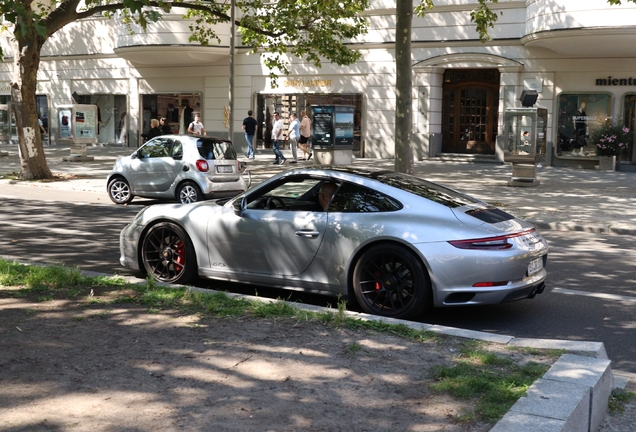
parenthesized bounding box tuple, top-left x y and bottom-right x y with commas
(334, 106, 354, 146)
(72, 104, 98, 143)
(311, 105, 334, 147)
(58, 108, 72, 139)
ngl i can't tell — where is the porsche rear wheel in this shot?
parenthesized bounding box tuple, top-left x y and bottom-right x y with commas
(141, 222, 197, 284)
(352, 244, 431, 319)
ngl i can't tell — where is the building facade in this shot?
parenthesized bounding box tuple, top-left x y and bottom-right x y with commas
(2, 0, 636, 168)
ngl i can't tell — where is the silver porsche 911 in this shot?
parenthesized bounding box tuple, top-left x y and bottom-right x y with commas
(119, 167, 548, 319)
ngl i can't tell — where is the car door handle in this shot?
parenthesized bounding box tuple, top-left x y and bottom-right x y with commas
(295, 230, 320, 238)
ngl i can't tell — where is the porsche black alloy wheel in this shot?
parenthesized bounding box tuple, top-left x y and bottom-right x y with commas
(141, 222, 197, 284)
(352, 244, 430, 319)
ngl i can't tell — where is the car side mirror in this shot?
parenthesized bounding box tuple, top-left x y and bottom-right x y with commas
(233, 196, 246, 215)
(131, 151, 138, 159)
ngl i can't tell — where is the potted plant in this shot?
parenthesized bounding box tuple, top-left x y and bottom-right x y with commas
(590, 118, 633, 170)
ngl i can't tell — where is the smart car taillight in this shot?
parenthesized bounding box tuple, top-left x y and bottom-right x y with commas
(196, 160, 209, 172)
(448, 229, 535, 250)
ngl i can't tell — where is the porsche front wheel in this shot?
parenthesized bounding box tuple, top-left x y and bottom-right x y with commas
(141, 222, 197, 284)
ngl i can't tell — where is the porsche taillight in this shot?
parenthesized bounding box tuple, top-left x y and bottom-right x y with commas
(448, 229, 535, 250)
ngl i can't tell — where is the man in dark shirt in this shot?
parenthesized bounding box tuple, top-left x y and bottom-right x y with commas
(242, 110, 258, 159)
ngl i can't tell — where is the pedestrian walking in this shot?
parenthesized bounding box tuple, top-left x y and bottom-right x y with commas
(188, 114, 206, 136)
(160, 118, 171, 135)
(299, 109, 312, 161)
(271, 112, 286, 164)
(288, 112, 300, 163)
(147, 119, 162, 140)
(242, 110, 258, 159)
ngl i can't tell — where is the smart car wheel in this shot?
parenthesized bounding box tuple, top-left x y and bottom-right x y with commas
(107, 177, 133, 205)
(352, 244, 431, 319)
(177, 181, 202, 204)
(141, 222, 197, 284)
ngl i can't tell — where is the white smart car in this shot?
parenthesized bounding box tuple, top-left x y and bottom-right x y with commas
(107, 135, 249, 204)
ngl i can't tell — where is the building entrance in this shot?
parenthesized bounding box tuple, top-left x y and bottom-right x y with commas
(441, 69, 499, 155)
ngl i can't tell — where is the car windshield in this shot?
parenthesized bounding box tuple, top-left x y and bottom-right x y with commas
(375, 172, 480, 208)
(197, 139, 236, 160)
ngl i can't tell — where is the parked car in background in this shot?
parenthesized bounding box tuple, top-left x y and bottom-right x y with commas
(107, 135, 249, 205)
(119, 166, 549, 320)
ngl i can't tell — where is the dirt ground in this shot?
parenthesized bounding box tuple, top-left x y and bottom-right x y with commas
(0, 292, 557, 432)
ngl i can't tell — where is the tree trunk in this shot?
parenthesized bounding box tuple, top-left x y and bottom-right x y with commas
(11, 34, 52, 180)
(394, 0, 414, 174)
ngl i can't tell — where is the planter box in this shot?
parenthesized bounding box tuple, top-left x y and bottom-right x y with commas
(598, 156, 616, 171)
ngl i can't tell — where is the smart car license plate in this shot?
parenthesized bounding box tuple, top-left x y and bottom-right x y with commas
(217, 166, 233, 173)
(528, 257, 543, 275)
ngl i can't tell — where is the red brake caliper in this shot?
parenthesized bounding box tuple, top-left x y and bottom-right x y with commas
(174, 240, 185, 272)
(375, 271, 382, 291)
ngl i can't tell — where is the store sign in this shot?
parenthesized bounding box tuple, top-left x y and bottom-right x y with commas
(283, 79, 333, 88)
(595, 76, 636, 86)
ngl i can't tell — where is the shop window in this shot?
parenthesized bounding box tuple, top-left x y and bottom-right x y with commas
(256, 93, 363, 155)
(141, 94, 201, 144)
(556, 93, 611, 158)
(622, 94, 636, 164)
(77, 94, 128, 145)
(0, 95, 48, 141)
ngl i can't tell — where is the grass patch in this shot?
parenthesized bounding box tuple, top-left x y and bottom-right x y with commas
(431, 340, 558, 422)
(1, 258, 558, 425)
(608, 388, 636, 414)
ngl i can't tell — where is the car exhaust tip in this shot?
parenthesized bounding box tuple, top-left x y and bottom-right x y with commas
(528, 283, 546, 299)
(536, 282, 546, 294)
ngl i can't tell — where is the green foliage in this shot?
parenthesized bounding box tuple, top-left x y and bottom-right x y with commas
(185, 0, 368, 83)
(2, 0, 367, 84)
(608, 388, 636, 413)
(431, 342, 555, 422)
(416, 0, 500, 43)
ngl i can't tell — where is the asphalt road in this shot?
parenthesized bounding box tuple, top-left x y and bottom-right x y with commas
(2, 183, 635, 373)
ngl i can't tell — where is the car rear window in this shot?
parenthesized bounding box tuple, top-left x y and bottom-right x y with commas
(375, 172, 480, 208)
(197, 139, 236, 160)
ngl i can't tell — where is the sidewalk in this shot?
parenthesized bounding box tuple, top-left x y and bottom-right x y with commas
(2, 142, 636, 236)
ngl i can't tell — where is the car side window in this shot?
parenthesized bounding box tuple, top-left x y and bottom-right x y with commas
(245, 177, 323, 211)
(138, 138, 172, 159)
(329, 182, 402, 213)
(171, 140, 183, 158)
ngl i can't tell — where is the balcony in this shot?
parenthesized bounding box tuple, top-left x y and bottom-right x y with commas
(522, 0, 636, 57)
(114, 13, 230, 66)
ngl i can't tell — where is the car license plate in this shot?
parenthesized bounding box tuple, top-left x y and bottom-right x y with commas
(216, 166, 233, 174)
(528, 257, 543, 275)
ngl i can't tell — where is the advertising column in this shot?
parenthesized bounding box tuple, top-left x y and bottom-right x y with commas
(59, 104, 97, 162)
(311, 105, 354, 165)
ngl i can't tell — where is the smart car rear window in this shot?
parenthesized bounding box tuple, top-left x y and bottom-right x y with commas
(376, 172, 480, 208)
(197, 140, 236, 160)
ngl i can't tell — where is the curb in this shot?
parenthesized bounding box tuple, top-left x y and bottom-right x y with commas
(530, 220, 636, 237)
